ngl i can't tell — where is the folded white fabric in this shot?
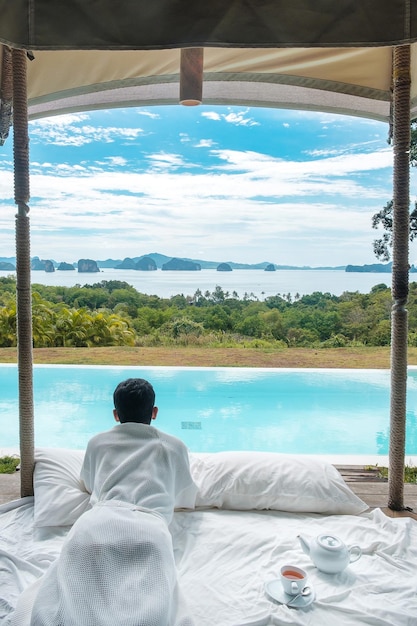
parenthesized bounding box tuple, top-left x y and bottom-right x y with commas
(190, 451, 369, 514)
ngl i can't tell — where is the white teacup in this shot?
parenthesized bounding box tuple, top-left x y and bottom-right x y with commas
(280, 565, 309, 596)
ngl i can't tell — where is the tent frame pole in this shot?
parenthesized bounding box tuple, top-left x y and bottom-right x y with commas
(13, 48, 34, 498)
(389, 44, 411, 511)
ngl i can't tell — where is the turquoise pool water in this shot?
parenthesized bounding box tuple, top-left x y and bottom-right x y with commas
(1, 365, 417, 457)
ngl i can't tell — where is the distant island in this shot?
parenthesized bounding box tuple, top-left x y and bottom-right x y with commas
(58, 262, 75, 271)
(162, 258, 201, 271)
(217, 263, 232, 272)
(0, 261, 15, 271)
(115, 256, 157, 271)
(78, 259, 100, 273)
(94, 253, 347, 271)
(346, 262, 417, 273)
(0, 253, 416, 273)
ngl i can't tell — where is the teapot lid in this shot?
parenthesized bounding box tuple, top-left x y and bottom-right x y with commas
(317, 534, 344, 551)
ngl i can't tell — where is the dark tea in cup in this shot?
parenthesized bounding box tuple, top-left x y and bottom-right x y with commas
(282, 569, 304, 580)
(280, 565, 307, 595)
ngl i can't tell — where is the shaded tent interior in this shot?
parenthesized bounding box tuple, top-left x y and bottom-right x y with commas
(0, 0, 416, 511)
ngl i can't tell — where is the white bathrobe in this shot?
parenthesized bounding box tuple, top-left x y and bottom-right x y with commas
(25, 423, 198, 626)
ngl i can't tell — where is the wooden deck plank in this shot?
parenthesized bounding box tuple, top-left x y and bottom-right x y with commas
(0, 472, 21, 505)
(335, 466, 387, 482)
(338, 465, 417, 520)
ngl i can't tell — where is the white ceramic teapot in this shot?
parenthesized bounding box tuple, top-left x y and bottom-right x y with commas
(298, 533, 362, 574)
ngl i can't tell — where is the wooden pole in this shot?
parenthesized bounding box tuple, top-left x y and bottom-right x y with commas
(388, 45, 411, 511)
(12, 48, 34, 498)
(180, 48, 204, 106)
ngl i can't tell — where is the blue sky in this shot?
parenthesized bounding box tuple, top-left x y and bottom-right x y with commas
(0, 105, 411, 266)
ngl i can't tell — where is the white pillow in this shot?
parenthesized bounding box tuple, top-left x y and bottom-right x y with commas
(33, 446, 195, 527)
(34, 448, 90, 527)
(189, 451, 368, 515)
(33, 449, 368, 527)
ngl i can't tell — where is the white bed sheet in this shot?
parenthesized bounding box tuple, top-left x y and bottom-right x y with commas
(1, 499, 417, 626)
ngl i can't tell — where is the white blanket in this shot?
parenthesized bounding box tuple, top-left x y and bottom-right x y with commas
(27, 503, 193, 626)
(2, 450, 417, 625)
(172, 507, 417, 626)
(1, 500, 417, 626)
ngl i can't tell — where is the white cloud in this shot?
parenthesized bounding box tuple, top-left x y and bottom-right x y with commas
(195, 139, 215, 148)
(29, 118, 143, 146)
(202, 108, 259, 126)
(222, 110, 259, 126)
(31, 161, 53, 168)
(19, 145, 390, 235)
(306, 148, 345, 157)
(137, 111, 160, 119)
(105, 156, 127, 167)
(0, 107, 398, 266)
(31, 113, 89, 127)
(210, 147, 393, 183)
(147, 152, 186, 170)
(305, 139, 386, 158)
(201, 111, 221, 121)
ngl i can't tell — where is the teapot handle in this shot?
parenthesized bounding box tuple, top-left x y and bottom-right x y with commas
(348, 545, 362, 563)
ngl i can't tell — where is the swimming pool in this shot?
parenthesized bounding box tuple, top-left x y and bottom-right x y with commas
(2, 365, 417, 463)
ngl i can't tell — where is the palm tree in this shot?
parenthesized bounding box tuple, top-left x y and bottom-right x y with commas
(31, 293, 55, 347)
(87, 311, 135, 346)
(0, 298, 16, 346)
(54, 308, 92, 347)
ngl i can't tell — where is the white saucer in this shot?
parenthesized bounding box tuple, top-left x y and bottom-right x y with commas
(265, 579, 315, 609)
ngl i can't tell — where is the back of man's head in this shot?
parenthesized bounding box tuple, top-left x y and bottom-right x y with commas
(113, 378, 155, 424)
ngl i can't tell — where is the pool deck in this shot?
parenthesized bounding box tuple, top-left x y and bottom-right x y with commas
(335, 465, 417, 521)
(1, 466, 416, 520)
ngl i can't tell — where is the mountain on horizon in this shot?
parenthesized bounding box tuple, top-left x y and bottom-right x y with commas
(97, 253, 273, 270)
(0, 252, 348, 271)
(96, 253, 346, 271)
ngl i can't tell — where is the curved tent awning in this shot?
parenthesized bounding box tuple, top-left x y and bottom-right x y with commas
(10, 46, 417, 123)
(0, 45, 416, 123)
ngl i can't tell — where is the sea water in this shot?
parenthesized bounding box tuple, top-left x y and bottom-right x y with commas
(0, 268, 397, 300)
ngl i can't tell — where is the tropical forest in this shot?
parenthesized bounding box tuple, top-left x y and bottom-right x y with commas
(2, 275, 417, 350)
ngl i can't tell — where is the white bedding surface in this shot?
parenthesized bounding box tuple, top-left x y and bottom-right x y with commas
(1, 499, 417, 625)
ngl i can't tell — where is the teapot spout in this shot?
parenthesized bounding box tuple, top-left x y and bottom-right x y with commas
(297, 534, 312, 556)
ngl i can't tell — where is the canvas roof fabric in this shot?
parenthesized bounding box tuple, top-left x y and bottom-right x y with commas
(0, 44, 416, 124)
(1, 46, 411, 124)
(0, 0, 416, 50)
(0, 1, 417, 124)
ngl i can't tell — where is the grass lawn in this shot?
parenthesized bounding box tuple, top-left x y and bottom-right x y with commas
(1, 345, 417, 368)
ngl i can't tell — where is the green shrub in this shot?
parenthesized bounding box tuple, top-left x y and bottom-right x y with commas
(377, 465, 417, 483)
(0, 456, 20, 473)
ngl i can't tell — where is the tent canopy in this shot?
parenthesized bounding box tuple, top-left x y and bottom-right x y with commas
(2, 46, 413, 124)
(0, 0, 416, 50)
(0, 2, 417, 124)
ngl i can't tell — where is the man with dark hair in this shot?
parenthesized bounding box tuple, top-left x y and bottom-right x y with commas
(27, 378, 197, 626)
(113, 377, 156, 423)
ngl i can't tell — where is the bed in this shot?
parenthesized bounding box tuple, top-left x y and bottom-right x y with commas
(1, 449, 417, 626)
